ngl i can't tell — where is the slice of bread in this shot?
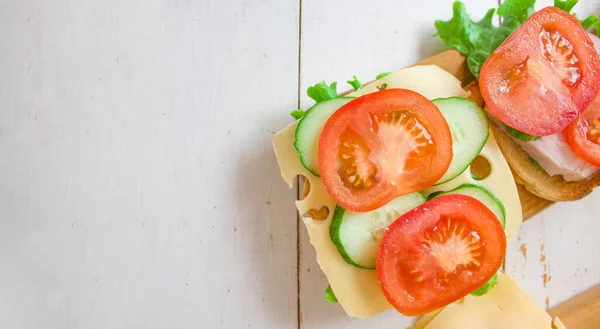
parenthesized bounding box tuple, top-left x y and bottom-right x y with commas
(489, 119, 600, 202)
(462, 73, 600, 202)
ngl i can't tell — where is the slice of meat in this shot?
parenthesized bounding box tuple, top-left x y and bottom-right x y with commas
(515, 132, 599, 181)
(488, 112, 599, 181)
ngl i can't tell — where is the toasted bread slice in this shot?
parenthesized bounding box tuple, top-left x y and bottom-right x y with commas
(489, 122, 600, 201)
(465, 79, 600, 202)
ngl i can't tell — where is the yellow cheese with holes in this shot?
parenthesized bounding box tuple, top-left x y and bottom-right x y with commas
(272, 65, 523, 319)
(414, 274, 565, 329)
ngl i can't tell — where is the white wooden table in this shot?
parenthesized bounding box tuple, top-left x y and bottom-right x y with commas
(0, 1, 598, 328)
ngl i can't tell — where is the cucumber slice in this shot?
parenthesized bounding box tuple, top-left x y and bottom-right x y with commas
(432, 97, 489, 185)
(428, 183, 506, 228)
(329, 193, 426, 269)
(294, 97, 354, 176)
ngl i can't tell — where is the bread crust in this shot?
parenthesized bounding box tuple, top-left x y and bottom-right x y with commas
(490, 121, 600, 201)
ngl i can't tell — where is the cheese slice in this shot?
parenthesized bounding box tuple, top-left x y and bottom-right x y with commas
(414, 274, 565, 329)
(272, 65, 523, 319)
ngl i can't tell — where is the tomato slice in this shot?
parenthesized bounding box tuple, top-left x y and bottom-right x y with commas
(376, 194, 506, 316)
(480, 7, 600, 136)
(318, 89, 452, 212)
(566, 95, 600, 166)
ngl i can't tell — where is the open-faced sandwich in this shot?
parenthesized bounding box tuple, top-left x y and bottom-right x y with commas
(272, 0, 596, 327)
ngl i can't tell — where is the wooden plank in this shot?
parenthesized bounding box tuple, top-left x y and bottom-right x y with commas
(298, 1, 498, 327)
(504, 0, 600, 314)
(0, 1, 299, 328)
(549, 284, 600, 329)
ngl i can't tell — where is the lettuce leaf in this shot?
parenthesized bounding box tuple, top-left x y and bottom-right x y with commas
(376, 72, 390, 80)
(554, 0, 578, 13)
(555, 0, 600, 35)
(434, 1, 531, 77)
(347, 76, 363, 91)
(324, 285, 338, 303)
(290, 109, 306, 120)
(471, 274, 498, 297)
(497, 0, 535, 24)
(307, 81, 338, 102)
(503, 123, 540, 141)
(434, 0, 597, 77)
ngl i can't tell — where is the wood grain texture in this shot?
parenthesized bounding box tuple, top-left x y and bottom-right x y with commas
(298, 1, 498, 328)
(0, 1, 299, 328)
(549, 284, 600, 329)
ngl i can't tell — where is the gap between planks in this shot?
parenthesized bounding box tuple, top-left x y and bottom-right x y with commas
(296, 0, 303, 328)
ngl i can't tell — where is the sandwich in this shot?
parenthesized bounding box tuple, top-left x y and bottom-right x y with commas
(274, 56, 523, 318)
(270, 0, 589, 326)
(435, 0, 600, 202)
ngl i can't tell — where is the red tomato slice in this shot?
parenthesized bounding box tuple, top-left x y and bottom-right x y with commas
(318, 89, 452, 212)
(566, 95, 600, 166)
(480, 6, 600, 136)
(377, 194, 506, 316)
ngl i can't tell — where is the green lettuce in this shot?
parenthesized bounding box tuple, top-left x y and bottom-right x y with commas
(347, 76, 362, 91)
(435, 0, 598, 78)
(324, 285, 338, 303)
(471, 274, 498, 297)
(307, 81, 338, 103)
(504, 123, 540, 142)
(376, 72, 391, 80)
(434, 0, 534, 77)
(290, 109, 306, 120)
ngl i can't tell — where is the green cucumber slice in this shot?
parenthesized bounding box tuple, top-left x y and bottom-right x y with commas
(294, 97, 354, 176)
(428, 183, 506, 228)
(329, 193, 426, 269)
(432, 97, 489, 185)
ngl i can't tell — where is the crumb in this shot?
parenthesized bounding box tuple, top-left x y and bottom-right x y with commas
(213, 206, 217, 209)
(540, 253, 546, 262)
(263, 53, 268, 58)
(186, 282, 189, 286)
(585, 268, 589, 273)
(228, 130, 231, 136)
(265, 201, 271, 205)
(234, 226, 238, 232)
(307, 268, 310, 272)
(227, 289, 230, 293)
(545, 296, 550, 310)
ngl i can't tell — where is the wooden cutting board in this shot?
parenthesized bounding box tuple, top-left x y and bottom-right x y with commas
(549, 283, 600, 329)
